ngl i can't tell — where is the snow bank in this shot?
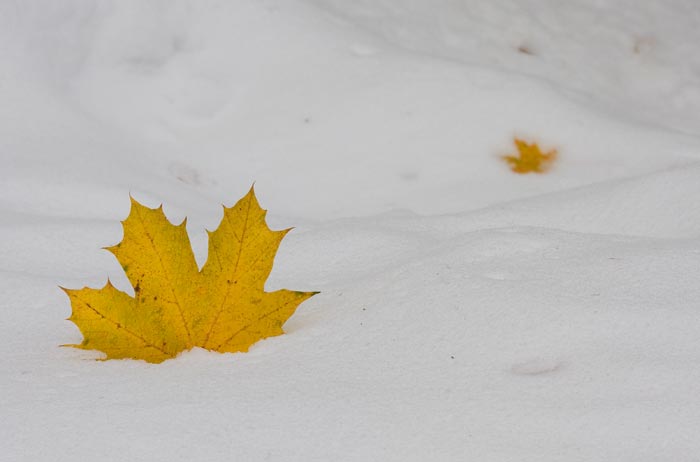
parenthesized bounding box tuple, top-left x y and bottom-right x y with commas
(2, 1, 700, 461)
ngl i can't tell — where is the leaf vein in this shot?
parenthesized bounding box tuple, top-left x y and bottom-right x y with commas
(80, 299, 172, 357)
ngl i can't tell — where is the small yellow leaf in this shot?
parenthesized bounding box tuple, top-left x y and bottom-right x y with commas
(502, 138, 557, 174)
(64, 187, 317, 363)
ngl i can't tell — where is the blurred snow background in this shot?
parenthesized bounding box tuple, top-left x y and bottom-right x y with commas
(2, 1, 700, 461)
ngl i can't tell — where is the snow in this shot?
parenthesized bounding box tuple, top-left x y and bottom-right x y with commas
(2, 1, 700, 460)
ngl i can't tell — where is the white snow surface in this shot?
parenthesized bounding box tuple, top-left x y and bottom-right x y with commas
(2, 1, 700, 461)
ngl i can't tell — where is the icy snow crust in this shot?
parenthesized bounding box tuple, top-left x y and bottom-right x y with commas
(2, 1, 700, 461)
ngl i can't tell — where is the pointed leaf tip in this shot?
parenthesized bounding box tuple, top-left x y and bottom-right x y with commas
(246, 184, 260, 203)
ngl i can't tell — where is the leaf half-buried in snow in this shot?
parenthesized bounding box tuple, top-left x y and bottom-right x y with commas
(502, 138, 557, 174)
(62, 187, 317, 363)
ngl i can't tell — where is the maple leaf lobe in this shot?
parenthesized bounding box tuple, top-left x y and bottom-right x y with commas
(64, 187, 316, 363)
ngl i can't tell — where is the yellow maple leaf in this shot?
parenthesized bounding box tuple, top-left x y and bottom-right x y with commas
(62, 187, 317, 363)
(502, 138, 557, 173)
